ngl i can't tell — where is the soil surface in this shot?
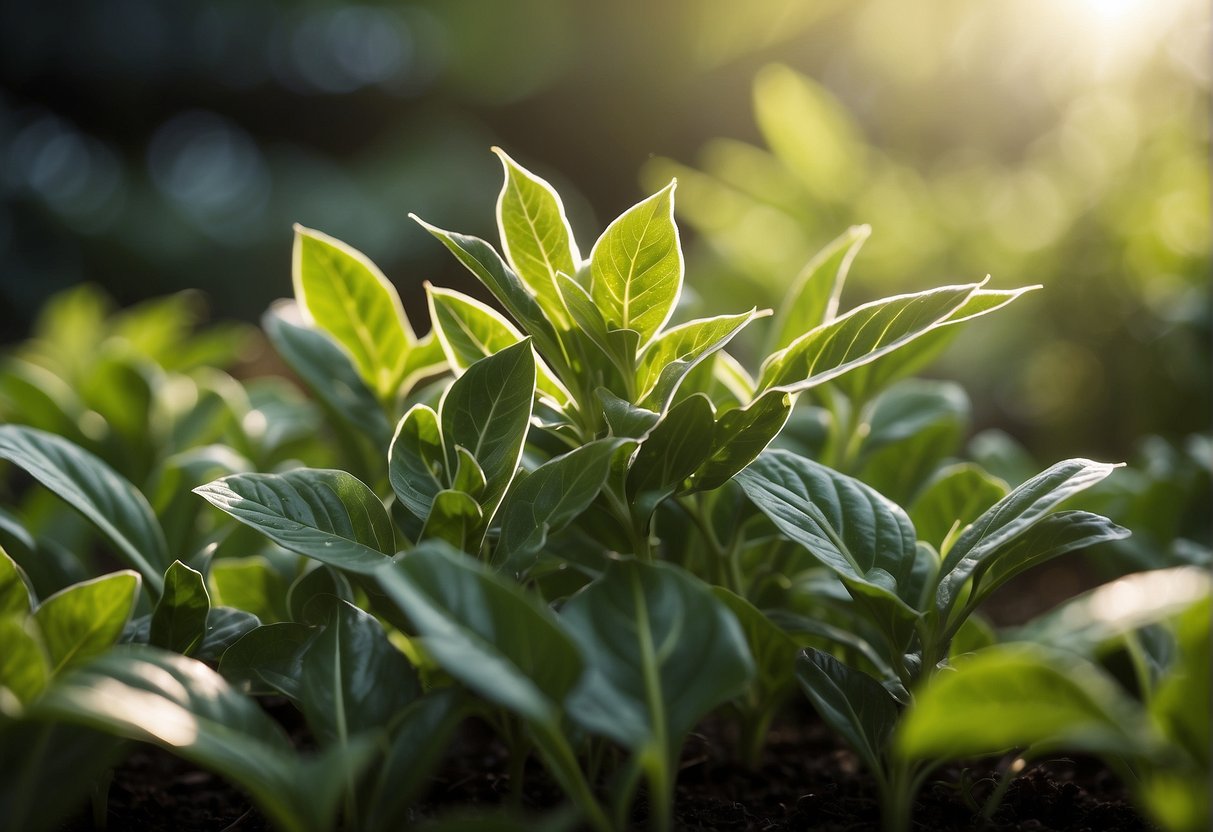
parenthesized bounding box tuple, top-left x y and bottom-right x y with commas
(60, 699, 1155, 832)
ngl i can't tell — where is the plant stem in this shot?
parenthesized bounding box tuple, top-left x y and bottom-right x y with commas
(532, 720, 613, 832)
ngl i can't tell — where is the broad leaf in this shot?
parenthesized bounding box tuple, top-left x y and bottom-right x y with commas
(1150, 598, 1210, 767)
(209, 557, 289, 624)
(0, 545, 33, 616)
(420, 489, 482, 550)
(935, 458, 1121, 616)
(150, 560, 210, 656)
(376, 542, 583, 727)
(30, 645, 371, 832)
(563, 559, 753, 759)
(0, 425, 168, 594)
(292, 226, 414, 399)
(589, 182, 683, 347)
(797, 648, 898, 776)
(389, 404, 446, 520)
(712, 588, 798, 712)
(195, 607, 261, 662)
(909, 463, 1008, 555)
(688, 390, 792, 492)
(220, 622, 317, 698)
(493, 148, 581, 329)
(494, 440, 626, 572)
(0, 614, 48, 702)
(757, 283, 982, 394)
(627, 394, 715, 522)
(195, 469, 395, 575)
(770, 224, 870, 352)
(299, 596, 419, 745)
(287, 566, 354, 623)
(897, 645, 1147, 760)
(636, 309, 764, 412)
(597, 388, 659, 439)
(33, 571, 140, 676)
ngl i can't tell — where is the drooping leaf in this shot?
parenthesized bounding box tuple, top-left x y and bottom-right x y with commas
(376, 541, 583, 727)
(494, 439, 627, 572)
(797, 648, 899, 776)
(389, 404, 446, 521)
(909, 463, 1009, 555)
(589, 182, 683, 347)
(770, 224, 870, 352)
(0, 425, 168, 594)
(688, 390, 792, 492)
(896, 645, 1147, 760)
(935, 458, 1121, 616)
(33, 571, 140, 676)
(194, 469, 395, 575)
(292, 226, 414, 400)
(493, 148, 581, 329)
(30, 645, 372, 832)
(757, 283, 983, 394)
(299, 596, 419, 746)
(636, 309, 764, 412)
(150, 560, 210, 656)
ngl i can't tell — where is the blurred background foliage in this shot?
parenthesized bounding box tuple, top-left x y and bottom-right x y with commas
(1, 0, 1208, 464)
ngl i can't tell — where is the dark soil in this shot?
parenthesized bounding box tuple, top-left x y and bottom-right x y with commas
(59, 700, 1155, 832)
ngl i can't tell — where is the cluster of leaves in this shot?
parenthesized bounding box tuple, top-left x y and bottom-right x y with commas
(0, 150, 1206, 832)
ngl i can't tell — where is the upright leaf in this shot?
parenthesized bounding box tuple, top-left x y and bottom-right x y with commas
(770, 224, 870, 352)
(493, 148, 581, 328)
(389, 404, 446, 520)
(627, 394, 715, 522)
(688, 390, 792, 492)
(636, 309, 764, 412)
(909, 463, 1009, 554)
(0, 614, 48, 702)
(0, 545, 33, 616)
(195, 469, 395, 575)
(292, 226, 414, 399)
(33, 571, 140, 676)
(797, 648, 898, 776)
(0, 425, 168, 594)
(150, 560, 210, 656)
(589, 183, 683, 347)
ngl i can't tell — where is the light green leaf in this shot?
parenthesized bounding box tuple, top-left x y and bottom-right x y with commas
(376, 541, 582, 727)
(30, 645, 372, 832)
(897, 645, 1147, 760)
(0, 425, 168, 594)
(935, 458, 1121, 616)
(797, 648, 898, 776)
(150, 560, 210, 656)
(493, 148, 581, 329)
(389, 404, 446, 521)
(556, 272, 639, 383)
(590, 182, 683, 347)
(439, 340, 536, 533)
(420, 490, 483, 550)
(0, 545, 33, 616)
(33, 571, 140, 676)
(299, 596, 419, 746)
(770, 224, 870, 352)
(757, 282, 983, 394)
(597, 388, 660, 439)
(292, 226, 414, 399)
(688, 390, 792, 492)
(1150, 598, 1210, 768)
(194, 469, 395, 575)
(909, 463, 1009, 555)
(494, 439, 627, 572)
(636, 309, 764, 412)
(209, 557, 289, 624)
(563, 559, 753, 760)
(0, 614, 48, 702)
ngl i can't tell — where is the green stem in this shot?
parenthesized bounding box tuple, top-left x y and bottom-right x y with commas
(532, 720, 613, 832)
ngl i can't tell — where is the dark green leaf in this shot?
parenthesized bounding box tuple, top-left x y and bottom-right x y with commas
(596, 388, 659, 439)
(711, 588, 798, 710)
(219, 622, 317, 698)
(627, 394, 715, 522)
(797, 648, 898, 775)
(150, 561, 210, 656)
(287, 566, 354, 623)
(389, 404, 446, 520)
(689, 390, 792, 492)
(194, 469, 395, 574)
(196, 606, 261, 662)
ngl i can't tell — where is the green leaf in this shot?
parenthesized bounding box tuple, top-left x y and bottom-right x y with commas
(757, 282, 983, 394)
(439, 340, 536, 532)
(376, 541, 582, 727)
(0, 425, 168, 594)
(589, 182, 683, 347)
(688, 390, 792, 492)
(420, 490, 483, 550)
(935, 458, 1121, 616)
(219, 622, 317, 698)
(0, 545, 33, 616)
(627, 394, 716, 522)
(1150, 598, 1210, 767)
(493, 148, 581, 329)
(427, 285, 569, 403)
(451, 446, 488, 498)
(636, 309, 764, 412)
(711, 588, 798, 711)
(796, 648, 898, 776)
(735, 451, 921, 652)
(0, 614, 48, 702)
(412, 216, 566, 370)
(770, 225, 870, 352)
(30, 645, 372, 832)
(150, 560, 210, 656)
(596, 388, 660, 439)
(194, 469, 395, 575)
(209, 557, 289, 624)
(909, 463, 1009, 555)
(287, 566, 354, 623)
(33, 571, 140, 676)
(562, 559, 753, 761)
(389, 404, 446, 520)
(299, 596, 419, 746)
(195, 607, 261, 662)
(292, 226, 414, 400)
(263, 301, 392, 447)
(896, 645, 1147, 760)
(494, 439, 626, 572)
